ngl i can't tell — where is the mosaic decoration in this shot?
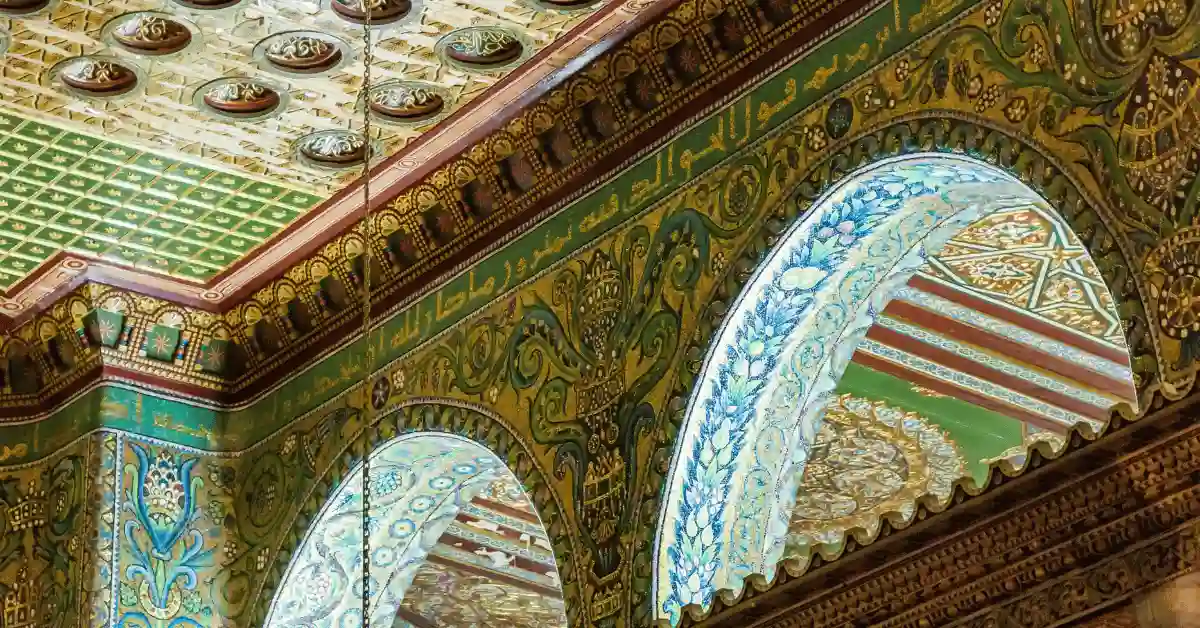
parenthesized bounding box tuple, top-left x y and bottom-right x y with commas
(785, 394, 966, 554)
(0, 0, 597, 192)
(0, 113, 320, 285)
(266, 433, 518, 627)
(918, 204, 1127, 349)
(0, 0, 1199, 627)
(657, 154, 1056, 623)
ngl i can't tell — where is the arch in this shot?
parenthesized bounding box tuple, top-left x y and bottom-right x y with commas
(652, 153, 1137, 623)
(264, 403, 571, 628)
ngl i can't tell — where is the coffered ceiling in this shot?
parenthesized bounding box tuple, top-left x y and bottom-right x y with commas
(0, 0, 601, 302)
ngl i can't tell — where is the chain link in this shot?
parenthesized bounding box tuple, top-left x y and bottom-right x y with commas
(359, 4, 375, 628)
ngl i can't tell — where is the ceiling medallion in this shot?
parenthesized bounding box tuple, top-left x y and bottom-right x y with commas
(259, 32, 346, 75)
(0, 0, 50, 15)
(367, 82, 446, 124)
(109, 13, 194, 56)
(55, 57, 139, 98)
(296, 130, 368, 168)
(330, 0, 411, 25)
(194, 78, 286, 119)
(170, 0, 241, 10)
(440, 27, 526, 69)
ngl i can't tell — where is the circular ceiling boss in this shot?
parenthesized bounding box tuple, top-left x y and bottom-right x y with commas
(105, 12, 199, 57)
(193, 78, 287, 120)
(0, 0, 51, 15)
(255, 31, 351, 76)
(366, 81, 449, 125)
(330, 0, 412, 25)
(51, 56, 141, 99)
(436, 26, 530, 72)
(295, 129, 370, 169)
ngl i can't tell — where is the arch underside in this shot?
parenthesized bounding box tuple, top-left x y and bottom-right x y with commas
(654, 153, 1136, 624)
(267, 432, 567, 628)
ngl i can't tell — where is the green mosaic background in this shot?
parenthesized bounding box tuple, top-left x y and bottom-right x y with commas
(0, 112, 323, 288)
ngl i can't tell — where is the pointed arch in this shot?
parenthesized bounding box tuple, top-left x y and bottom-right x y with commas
(262, 401, 574, 628)
(652, 153, 1137, 623)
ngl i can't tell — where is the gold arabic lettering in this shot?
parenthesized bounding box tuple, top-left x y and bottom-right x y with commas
(756, 78, 798, 130)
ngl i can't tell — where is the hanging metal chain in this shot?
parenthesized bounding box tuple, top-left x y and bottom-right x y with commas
(358, 5, 375, 628)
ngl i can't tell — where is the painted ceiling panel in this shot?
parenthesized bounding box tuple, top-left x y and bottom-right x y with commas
(0, 0, 595, 192)
(0, 112, 321, 286)
(400, 475, 566, 627)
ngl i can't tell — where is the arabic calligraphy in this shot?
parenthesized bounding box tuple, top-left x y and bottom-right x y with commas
(152, 411, 214, 442)
(805, 56, 839, 91)
(580, 194, 621, 233)
(679, 118, 727, 179)
(845, 43, 871, 69)
(0, 443, 28, 462)
(757, 78, 797, 129)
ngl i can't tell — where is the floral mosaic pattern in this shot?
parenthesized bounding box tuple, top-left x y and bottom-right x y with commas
(656, 154, 1053, 623)
(266, 433, 563, 628)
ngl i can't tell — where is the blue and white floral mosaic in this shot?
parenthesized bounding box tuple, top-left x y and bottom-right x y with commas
(654, 154, 1050, 624)
(267, 434, 510, 628)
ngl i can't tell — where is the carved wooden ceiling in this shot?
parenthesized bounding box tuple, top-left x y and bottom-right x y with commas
(849, 203, 1138, 434)
(0, 0, 604, 302)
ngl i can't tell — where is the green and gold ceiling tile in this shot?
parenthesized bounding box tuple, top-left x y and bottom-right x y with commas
(165, 163, 214, 183)
(0, 256, 35, 274)
(0, 218, 35, 236)
(130, 153, 172, 173)
(146, 176, 192, 200)
(126, 192, 170, 213)
(213, 234, 255, 254)
(13, 162, 60, 185)
(195, 248, 234, 266)
(196, 208, 242, 230)
(219, 195, 267, 216)
(34, 187, 83, 208)
(279, 191, 322, 210)
(164, 239, 202, 258)
(146, 216, 189, 235)
(0, 177, 36, 198)
(261, 205, 303, 225)
(245, 182, 286, 201)
(53, 132, 103, 155)
(136, 255, 175, 272)
(96, 143, 135, 162)
(208, 173, 250, 194)
(0, 270, 21, 290)
(10, 203, 53, 223)
(178, 225, 221, 244)
(54, 212, 98, 232)
(182, 187, 231, 208)
(0, 136, 43, 157)
(115, 167, 154, 186)
(234, 219, 277, 239)
(31, 146, 76, 169)
(92, 183, 137, 205)
(0, 235, 19, 250)
(61, 175, 99, 194)
(78, 159, 120, 180)
(15, 239, 54, 260)
(129, 231, 172, 250)
(30, 225, 75, 247)
(72, 199, 116, 220)
(94, 220, 131, 241)
(12, 121, 61, 143)
(73, 237, 107, 253)
(0, 112, 18, 130)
